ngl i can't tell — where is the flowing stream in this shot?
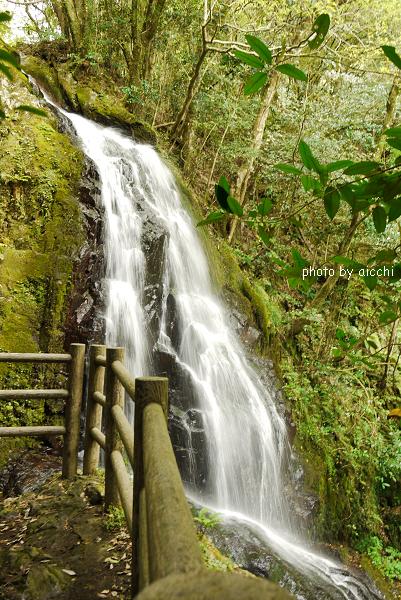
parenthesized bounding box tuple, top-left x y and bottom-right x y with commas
(40, 87, 383, 600)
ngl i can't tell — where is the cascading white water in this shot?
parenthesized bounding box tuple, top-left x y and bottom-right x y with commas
(41, 89, 382, 600)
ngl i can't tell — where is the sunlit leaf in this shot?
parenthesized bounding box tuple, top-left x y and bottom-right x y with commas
(275, 64, 307, 82)
(245, 35, 272, 64)
(0, 62, 13, 81)
(308, 14, 330, 50)
(299, 140, 321, 172)
(227, 195, 243, 216)
(197, 211, 225, 227)
(244, 71, 267, 95)
(16, 104, 47, 116)
(274, 163, 302, 175)
(233, 50, 264, 69)
(326, 160, 354, 173)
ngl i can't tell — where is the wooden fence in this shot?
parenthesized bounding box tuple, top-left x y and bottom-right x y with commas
(0, 343, 291, 600)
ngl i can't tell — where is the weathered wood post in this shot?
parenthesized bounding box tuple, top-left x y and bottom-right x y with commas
(83, 344, 106, 475)
(132, 377, 169, 597)
(62, 343, 86, 479)
(104, 346, 125, 509)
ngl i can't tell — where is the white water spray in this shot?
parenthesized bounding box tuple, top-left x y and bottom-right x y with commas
(41, 89, 381, 600)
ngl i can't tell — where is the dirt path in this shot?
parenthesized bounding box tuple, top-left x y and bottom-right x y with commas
(0, 469, 131, 600)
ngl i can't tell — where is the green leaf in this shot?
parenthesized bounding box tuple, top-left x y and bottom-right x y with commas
(16, 104, 47, 117)
(0, 49, 19, 69)
(388, 197, 401, 222)
(374, 249, 397, 263)
(363, 275, 378, 291)
(291, 249, 308, 268)
(381, 45, 401, 70)
(275, 63, 307, 82)
(326, 160, 354, 173)
(214, 183, 230, 211)
(244, 71, 268, 95)
(0, 12, 12, 22)
(258, 226, 271, 246)
(0, 62, 13, 81)
(372, 206, 387, 233)
(387, 138, 401, 151)
(309, 14, 330, 50)
(301, 175, 320, 192)
(227, 195, 243, 216)
(197, 211, 225, 227)
(343, 161, 380, 176)
(0, 108, 5, 119)
(257, 198, 273, 216)
(245, 35, 272, 64)
(233, 50, 264, 69)
(218, 175, 230, 194)
(385, 126, 401, 137)
(333, 256, 364, 270)
(274, 163, 303, 175)
(299, 140, 321, 172)
(379, 310, 398, 324)
(324, 187, 341, 220)
(389, 263, 401, 283)
(278, 266, 304, 278)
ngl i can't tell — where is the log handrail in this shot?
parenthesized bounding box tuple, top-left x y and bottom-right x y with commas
(0, 344, 85, 480)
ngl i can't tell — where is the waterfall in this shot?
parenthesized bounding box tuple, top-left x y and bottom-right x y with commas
(41, 89, 383, 600)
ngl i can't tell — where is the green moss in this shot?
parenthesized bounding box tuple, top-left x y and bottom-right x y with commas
(21, 56, 65, 104)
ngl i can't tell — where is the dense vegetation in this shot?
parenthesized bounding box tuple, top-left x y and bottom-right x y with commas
(1, 0, 401, 591)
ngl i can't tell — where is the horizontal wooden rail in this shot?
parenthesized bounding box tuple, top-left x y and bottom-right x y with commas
(111, 360, 136, 400)
(93, 391, 106, 407)
(110, 449, 133, 532)
(90, 426, 106, 449)
(0, 353, 71, 363)
(95, 355, 107, 367)
(111, 404, 134, 467)
(0, 426, 66, 437)
(0, 389, 69, 400)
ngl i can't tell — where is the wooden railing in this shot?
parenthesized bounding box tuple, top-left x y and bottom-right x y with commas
(0, 343, 85, 479)
(1, 343, 291, 600)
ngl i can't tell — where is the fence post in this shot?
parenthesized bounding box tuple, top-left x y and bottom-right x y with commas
(132, 377, 168, 597)
(83, 344, 106, 475)
(62, 343, 86, 479)
(104, 346, 125, 510)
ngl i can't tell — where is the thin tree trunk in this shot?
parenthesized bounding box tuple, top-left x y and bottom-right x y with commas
(380, 318, 399, 390)
(227, 70, 280, 243)
(376, 75, 400, 161)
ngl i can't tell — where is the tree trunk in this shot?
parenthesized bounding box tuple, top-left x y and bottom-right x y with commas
(376, 75, 400, 161)
(379, 318, 399, 390)
(227, 70, 280, 243)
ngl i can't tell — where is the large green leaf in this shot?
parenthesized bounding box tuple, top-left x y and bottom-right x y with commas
(0, 49, 19, 69)
(275, 64, 307, 82)
(388, 197, 401, 222)
(0, 12, 12, 22)
(326, 160, 354, 173)
(258, 226, 271, 246)
(381, 45, 401, 70)
(324, 187, 341, 220)
(244, 71, 267, 95)
(309, 14, 330, 50)
(197, 211, 225, 227)
(299, 140, 320, 172)
(379, 310, 398, 324)
(372, 206, 387, 233)
(16, 104, 47, 116)
(363, 274, 378, 291)
(227, 195, 243, 216)
(233, 50, 264, 69)
(387, 138, 401, 151)
(0, 62, 12, 81)
(385, 126, 401, 137)
(343, 161, 380, 176)
(301, 174, 320, 192)
(218, 175, 230, 194)
(245, 35, 272, 64)
(275, 163, 302, 175)
(257, 198, 273, 216)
